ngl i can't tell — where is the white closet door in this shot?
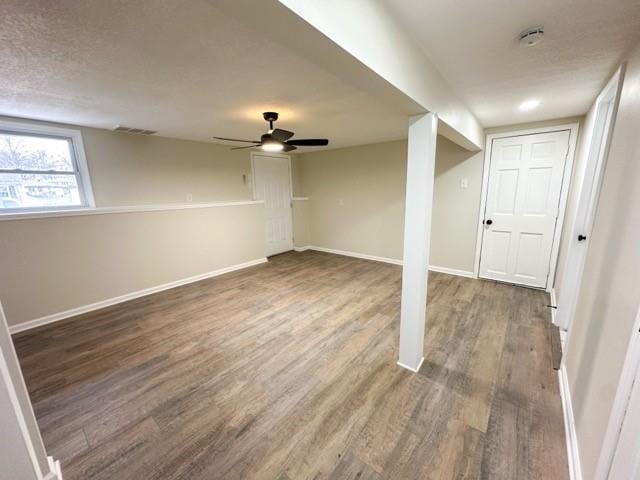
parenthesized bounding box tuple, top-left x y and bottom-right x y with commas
(252, 154, 293, 256)
(479, 130, 570, 288)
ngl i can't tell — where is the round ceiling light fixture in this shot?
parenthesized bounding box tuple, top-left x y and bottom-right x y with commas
(519, 26, 544, 47)
(519, 99, 541, 111)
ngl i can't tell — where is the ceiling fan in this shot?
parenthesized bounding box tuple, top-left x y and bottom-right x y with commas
(213, 112, 329, 152)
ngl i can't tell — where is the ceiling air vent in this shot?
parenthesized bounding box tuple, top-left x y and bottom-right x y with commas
(112, 125, 157, 135)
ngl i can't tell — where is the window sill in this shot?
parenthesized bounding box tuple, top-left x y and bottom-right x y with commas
(0, 200, 264, 221)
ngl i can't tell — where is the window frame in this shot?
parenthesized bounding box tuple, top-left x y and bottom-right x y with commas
(0, 119, 95, 214)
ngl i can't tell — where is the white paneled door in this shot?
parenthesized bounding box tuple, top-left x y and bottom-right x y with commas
(252, 154, 293, 257)
(479, 130, 571, 288)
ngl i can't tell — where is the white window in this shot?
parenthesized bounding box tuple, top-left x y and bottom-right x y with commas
(0, 120, 94, 213)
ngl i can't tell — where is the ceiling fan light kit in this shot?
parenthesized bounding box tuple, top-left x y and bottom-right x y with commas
(213, 112, 329, 152)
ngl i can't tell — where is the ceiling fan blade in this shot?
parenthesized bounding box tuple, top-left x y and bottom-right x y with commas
(282, 144, 297, 152)
(231, 144, 260, 150)
(286, 138, 329, 146)
(270, 129, 294, 142)
(213, 136, 260, 143)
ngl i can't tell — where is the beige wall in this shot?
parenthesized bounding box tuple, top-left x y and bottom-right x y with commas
(0, 205, 264, 326)
(0, 118, 264, 327)
(565, 44, 640, 480)
(296, 140, 407, 260)
(294, 136, 483, 271)
(2, 116, 254, 206)
(81, 128, 253, 206)
(431, 140, 483, 271)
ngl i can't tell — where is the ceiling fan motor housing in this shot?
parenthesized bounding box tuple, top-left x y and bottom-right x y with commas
(263, 111, 279, 122)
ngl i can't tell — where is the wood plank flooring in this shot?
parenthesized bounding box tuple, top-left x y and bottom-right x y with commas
(13, 251, 569, 480)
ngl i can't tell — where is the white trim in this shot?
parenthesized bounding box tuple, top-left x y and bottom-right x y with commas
(594, 306, 640, 479)
(559, 364, 583, 480)
(0, 200, 264, 221)
(8, 258, 268, 334)
(428, 265, 474, 278)
(294, 245, 402, 265)
(292, 196, 309, 201)
(473, 122, 580, 292)
(293, 246, 475, 279)
(397, 356, 424, 373)
(560, 329, 567, 354)
(0, 303, 57, 480)
(44, 457, 62, 480)
(473, 142, 493, 278)
(550, 287, 558, 324)
(0, 118, 96, 211)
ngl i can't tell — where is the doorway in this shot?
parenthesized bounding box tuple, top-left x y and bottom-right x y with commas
(251, 152, 294, 257)
(554, 67, 624, 331)
(476, 126, 578, 289)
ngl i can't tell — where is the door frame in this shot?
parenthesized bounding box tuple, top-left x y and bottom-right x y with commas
(594, 305, 640, 479)
(472, 123, 580, 291)
(250, 151, 294, 255)
(554, 66, 625, 331)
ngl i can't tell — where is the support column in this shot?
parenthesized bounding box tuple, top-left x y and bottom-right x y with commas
(398, 112, 438, 372)
(0, 302, 61, 480)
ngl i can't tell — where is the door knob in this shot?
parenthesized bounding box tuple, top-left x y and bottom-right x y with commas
(485, 219, 493, 225)
(578, 234, 587, 241)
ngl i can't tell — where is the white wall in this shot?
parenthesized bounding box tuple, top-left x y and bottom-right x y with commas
(564, 41, 640, 480)
(0, 302, 56, 479)
(277, 0, 483, 150)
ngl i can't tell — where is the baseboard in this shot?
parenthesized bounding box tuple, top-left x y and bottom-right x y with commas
(558, 364, 583, 480)
(550, 287, 558, 324)
(293, 246, 474, 279)
(560, 329, 567, 354)
(8, 258, 268, 334)
(427, 265, 475, 278)
(44, 456, 62, 480)
(295, 245, 403, 265)
(397, 357, 425, 373)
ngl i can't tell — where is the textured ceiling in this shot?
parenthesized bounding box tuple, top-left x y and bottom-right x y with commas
(3, 1, 639, 146)
(0, 0, 409, 150)
(385, 0, 640, 127)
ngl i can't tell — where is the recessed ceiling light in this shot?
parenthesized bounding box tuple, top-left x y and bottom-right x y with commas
(519, 99, 541, 111)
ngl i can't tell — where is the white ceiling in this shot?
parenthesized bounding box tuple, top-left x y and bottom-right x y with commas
(2, 1, 640, 148)
(385, 0, 640, 127)
(0, 0, 409, 150)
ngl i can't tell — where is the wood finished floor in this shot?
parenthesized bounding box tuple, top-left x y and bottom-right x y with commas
(14, 251, 569, 480)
